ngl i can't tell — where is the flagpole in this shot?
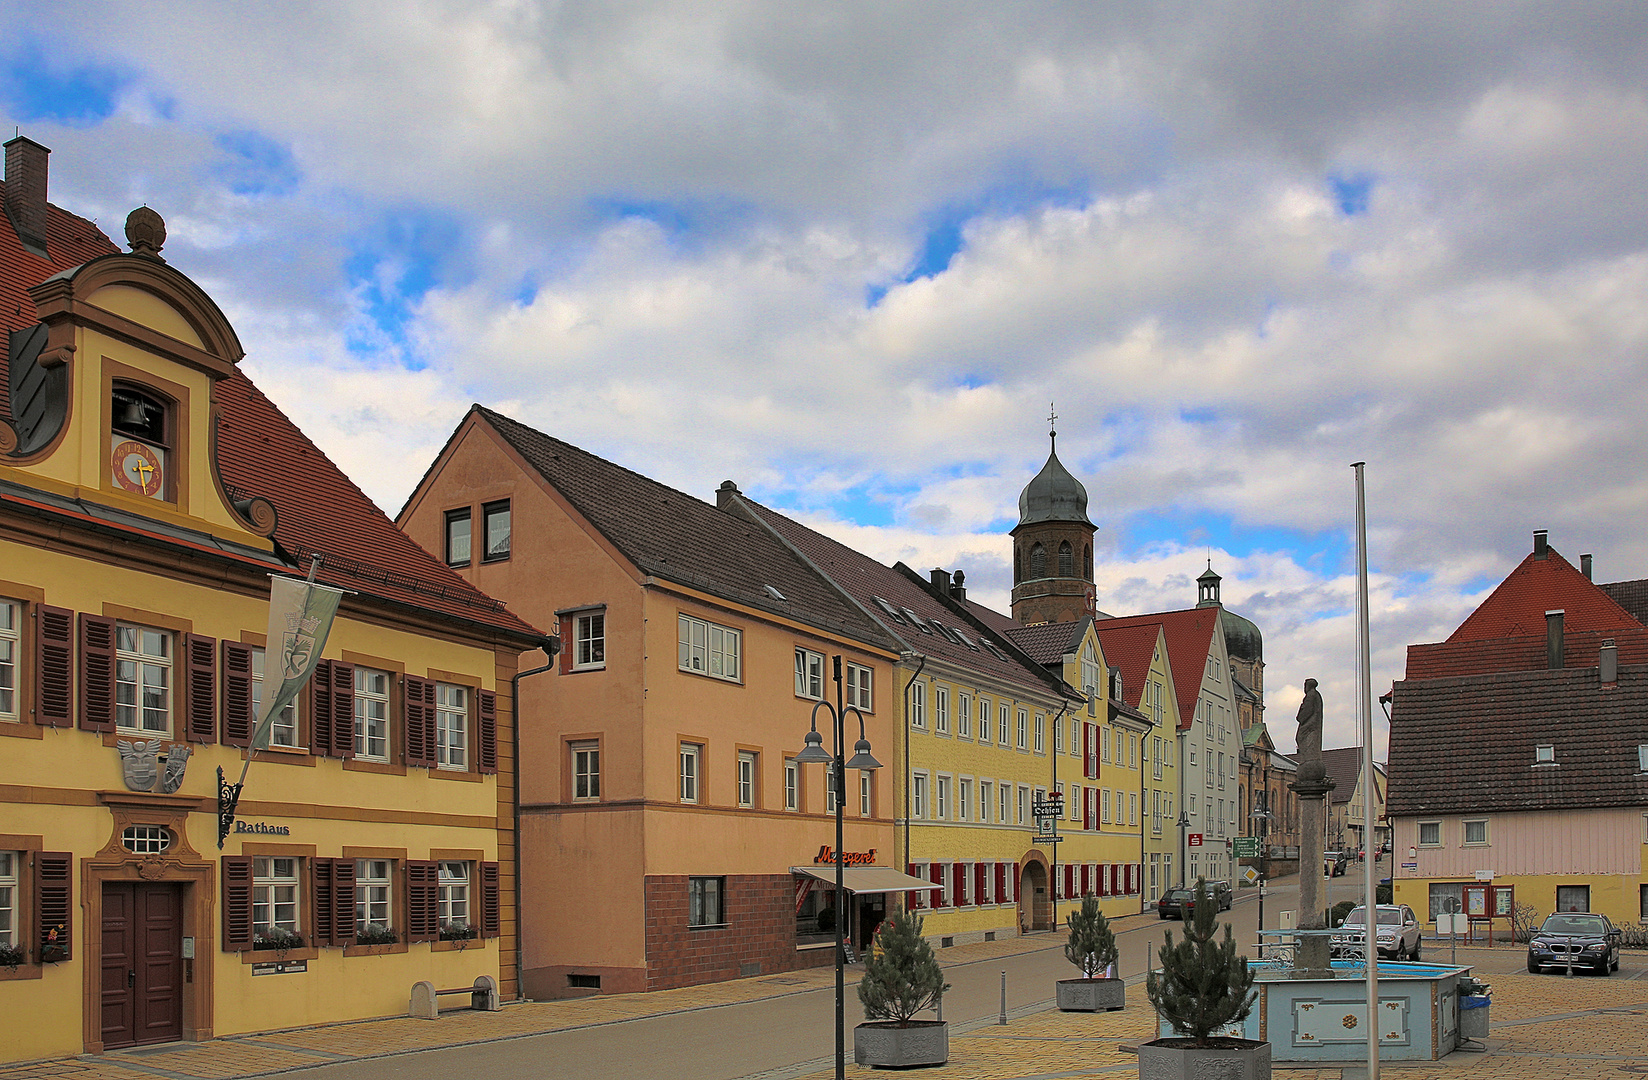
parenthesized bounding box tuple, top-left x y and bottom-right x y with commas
(1353, 462, 1379, 1080)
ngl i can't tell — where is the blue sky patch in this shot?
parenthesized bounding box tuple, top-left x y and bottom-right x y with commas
(1125, 507, 1338, 571)
(0, 45, 130, 126)
(212, 131, 301, 197)
(1328, 173, 1373, 216)
(344, 208, 470, 366)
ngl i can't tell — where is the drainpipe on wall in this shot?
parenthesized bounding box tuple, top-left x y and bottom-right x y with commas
(511, 634, 561, 1000)
(1049, 700, 1069, 928)
(900, 652, 926, 911)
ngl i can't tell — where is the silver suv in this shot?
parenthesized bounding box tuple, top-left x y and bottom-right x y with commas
(1331, 904, 1422, 960)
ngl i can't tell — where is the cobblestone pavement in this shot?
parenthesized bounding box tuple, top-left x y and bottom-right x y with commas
(3, 939, 1644, 1080)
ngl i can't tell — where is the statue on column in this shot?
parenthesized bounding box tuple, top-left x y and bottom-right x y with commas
(1290, 678, 1335, 973)
(1295, 678, 1324, 784)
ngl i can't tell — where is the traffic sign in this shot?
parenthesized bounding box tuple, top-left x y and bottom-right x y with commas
(1241, 867, 1259, 885)
(1232, 837, 1260, 858)
(1187, 833, 1204, 847)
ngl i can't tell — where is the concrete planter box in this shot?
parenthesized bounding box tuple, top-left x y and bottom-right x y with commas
(1138, 1038, 1271, 1080)
(1056, 977, 1125, 1012)
(854, 1020, 948, 1067)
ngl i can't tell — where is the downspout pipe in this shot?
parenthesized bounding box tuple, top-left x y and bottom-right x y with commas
(900, 652, 926, 899)
(511, 634, 561, 1000)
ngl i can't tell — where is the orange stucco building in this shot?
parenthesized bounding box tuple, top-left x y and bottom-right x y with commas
(399, 407, 910, 997)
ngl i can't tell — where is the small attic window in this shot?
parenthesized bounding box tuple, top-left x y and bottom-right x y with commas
(901, 608, 933, 633)
(1534, 744, 1556, 765)
(873, 597, 905, 623)
(951, 628, 979, 651)
(763, 585, 787, 602)
(1637, 744, 1647, 773)
(980, 639, 1007, 661)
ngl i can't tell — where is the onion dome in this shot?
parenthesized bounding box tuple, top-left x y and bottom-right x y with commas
(1221, 608, 1263, 663)
(1017, 431, 1091, 526)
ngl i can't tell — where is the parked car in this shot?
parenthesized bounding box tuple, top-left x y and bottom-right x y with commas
(1323, 851, 1349, 876)
(1205, 880, 1234, 911)
(1526, 913, 1622, 975)
(1156, 881, 1233, 919)
(1331, 904, 1422, 960)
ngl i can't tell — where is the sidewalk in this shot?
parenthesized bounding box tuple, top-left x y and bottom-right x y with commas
(7, 932, 1644, 1080)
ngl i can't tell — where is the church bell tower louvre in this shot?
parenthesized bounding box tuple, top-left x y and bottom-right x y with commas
(1010, 414, 1097, 625)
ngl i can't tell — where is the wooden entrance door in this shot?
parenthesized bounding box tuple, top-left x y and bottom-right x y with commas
(102, 883, 184, 1048)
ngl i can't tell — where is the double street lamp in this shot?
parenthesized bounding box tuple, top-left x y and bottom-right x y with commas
(795, 655, 881, 1080)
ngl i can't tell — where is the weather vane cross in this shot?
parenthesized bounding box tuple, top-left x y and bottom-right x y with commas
(1048, 402, 1057, 435)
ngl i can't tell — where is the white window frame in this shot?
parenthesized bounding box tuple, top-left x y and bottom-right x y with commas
(572, 740, 601, 801)
(1101, 727, 1110, 763)
(959, 777, 972, 821)
(1017, 785, 1028, 825)
(353, 666, 390, 761)
(0, 851, 17, 947)
(860, 772, 872, 817)
(998, 782, 1009, 824)
(253, 856, 300, 938)
(435, 682, 469, 770)
(0, 600, 18, 723)
(957, 692, 971, 738)
(575, 611, 606, 670)
(785, 758, 799, 811)
(355, 858, 393, 936)
(795, 647, 824, 699)
(1418, 820, 1441, 847)
(115, 623, 172, 736)
(678, 614, 741, 682)
(738, 750, 757, 808)
(680, 743, 701, 803)
(980, 780, 993, 823)
(911, 680, 928, 730)
(438, 860, 471, 934)
(1463, 818, 1488, 846)
(1535, 744, 1555, 764)
(1033, 714, 1045, 754)
(936, 775, 950, 820)
(912, 772, 928, 818)
(1102, 788, 1111, 823)
(846, 663, 873, 711)
(933, 685, 947, 734)
(1129, 792, 1137, 826)
(977, 697, 991, 743)
(1000, 703, 1011, 745)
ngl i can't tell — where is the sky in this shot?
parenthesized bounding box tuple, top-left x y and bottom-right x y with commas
(7, 2, 1648, 759)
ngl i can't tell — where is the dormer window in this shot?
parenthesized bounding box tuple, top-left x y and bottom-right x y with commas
(109, 385, 170, 501)
(1535, 744, 1555, 765)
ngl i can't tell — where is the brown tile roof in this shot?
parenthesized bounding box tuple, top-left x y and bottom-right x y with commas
(1320, 747, 1384, 807)
(1599, 579, 1648, 629)
(1386, 664, 1648, 816)
(1, 190, 539, 641)
(474, 409, 897, 648)
(731, 494, 1071, 699)
(1094, 606, 1221, 732)
(964, 599, 1019, 635)
(1447, 546, 1639, 642)
(1003, 619, 1088, 665)
(1092, 621, 1163, 710)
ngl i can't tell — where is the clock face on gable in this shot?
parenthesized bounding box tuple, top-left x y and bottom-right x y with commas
(111, 439, 167, 499)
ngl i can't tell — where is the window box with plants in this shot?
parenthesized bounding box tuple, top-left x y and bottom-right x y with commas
(252, 927, 304, 957)
(1057, 893, 1123, 1012)
(854, 911, 949, 1068)
(1143, 879, 1269, 1080)
(439, 921, 476, 949)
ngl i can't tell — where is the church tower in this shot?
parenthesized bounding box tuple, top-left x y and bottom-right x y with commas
(1010, 423, 1097, 624)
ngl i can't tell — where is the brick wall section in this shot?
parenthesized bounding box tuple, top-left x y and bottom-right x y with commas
(644, 874, 831, 991)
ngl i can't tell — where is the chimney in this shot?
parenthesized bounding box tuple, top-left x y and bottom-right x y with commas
(1600, 638, 1618, 684)
(1581, 554, 1593, 581)
(929, 568, 951, 594)
(4, 135, 50, 257)
(1533, 530, 1548, 559)
(1546, 610, 1564, 669)
(715, 480, 740, 511)
(951, 569, 966, 603)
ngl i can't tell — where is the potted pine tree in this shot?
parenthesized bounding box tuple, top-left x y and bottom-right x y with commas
(1142, 878, 1269, 1080)
(855, 910, 950, 1067)
(1058, 893, 1124, 1011)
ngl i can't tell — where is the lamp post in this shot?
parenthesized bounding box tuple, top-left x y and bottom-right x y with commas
(795, 655, 881, 1080)
(1251, 799, 1272, 936)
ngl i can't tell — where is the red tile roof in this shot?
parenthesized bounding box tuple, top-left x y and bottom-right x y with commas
(1, 188, 539, 642)
(1447, 547, 1639, 642)
(1406, 628, 1648, 680)
(1093, 607, 1220, 731)
(1092, 621, 1164, 711)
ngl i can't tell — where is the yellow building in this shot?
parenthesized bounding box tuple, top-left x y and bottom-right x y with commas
(0, 141, 543, 1062)
(1095, 622, 1183, 900)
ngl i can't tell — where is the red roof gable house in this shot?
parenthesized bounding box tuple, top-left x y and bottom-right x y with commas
(1387, 531, 1648, 928)
(0, 139, 545, 1063)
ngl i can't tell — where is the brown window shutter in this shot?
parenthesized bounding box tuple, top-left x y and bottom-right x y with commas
(406, 861, 438, 942)
(331, 858, 356, 947)
(34, 851, 72, 961)
(310, 659, 334, 757)
(480, 862, 500, 938)
(328, 661, 355, 759)
(34, 605, 73, 727)
(477, 689, 498, 774)
(312, 857, 335, 948)
(559, 615, 573, 674)
(220, 641, 253, 747)
(221, 856, 254, 952)
(184, 633, 217, 743)
(404, 676, 431, 767)
(78, 613, 117, 733)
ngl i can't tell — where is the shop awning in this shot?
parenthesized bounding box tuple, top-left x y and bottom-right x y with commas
(790, 866, 932, 894)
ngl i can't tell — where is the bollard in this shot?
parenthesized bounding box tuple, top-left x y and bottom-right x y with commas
(999, 971, 1007, 1025)
(937, 989, 944, 1023)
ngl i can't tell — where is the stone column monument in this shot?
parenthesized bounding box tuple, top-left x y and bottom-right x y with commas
(1289, 679, 1336, 974)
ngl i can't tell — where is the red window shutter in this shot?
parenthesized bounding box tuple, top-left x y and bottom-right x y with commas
(312, 858, 336, 947)
(220, 641, 253, 747)
(974, 863, 986, 904)
(1080, 864, 1091, 896)
(221, 856, 254, 952)
(477, 689, 498, 774)
(77, 613, 117, 733)
(928, 863, 944, 908)
(34, 605, 73, 727)
(34, 851, 72, 961)
(994, 862, 1006, 902)
(328, 661, 355, 759)
(332, 858, 356, 947)
(1013, 864, 1022, 902)
(311, 659, 334, 758)
(480, 862, 501, 938)
(404, 676, 435, 767)
(953, 863, 966, 905)
(184, 633, 217, 743)
(1098, 864, 1109, 896)
(1082, 723, 1092, 778)
(1065, 864, 1076, 899)
(559, 615, 573, 674)
(406, 861, 438, 942)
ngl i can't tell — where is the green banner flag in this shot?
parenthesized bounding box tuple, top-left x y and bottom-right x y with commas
(251, 574, 345, 752)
